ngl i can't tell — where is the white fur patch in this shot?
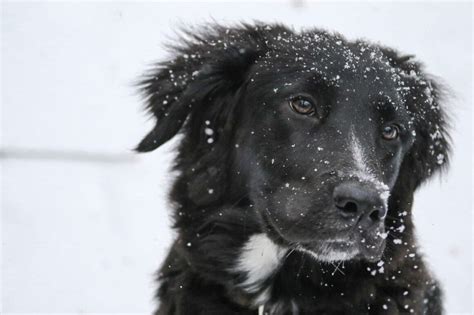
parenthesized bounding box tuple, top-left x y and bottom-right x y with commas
(235, 233, 286, 293)
(349, 130, 390, 203)
(351, 130, 374, 177)
(254, 286, 271, 306)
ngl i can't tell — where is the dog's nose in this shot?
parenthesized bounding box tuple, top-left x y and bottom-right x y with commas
(333, 182, 387, 226)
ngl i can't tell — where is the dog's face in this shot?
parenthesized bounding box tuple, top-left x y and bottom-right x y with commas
(233, 45, 416, 262)
(137, 24, 449, 264)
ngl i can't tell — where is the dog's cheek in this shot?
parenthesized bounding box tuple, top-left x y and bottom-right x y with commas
(185, 167, 223, 205)
(256, 185, 331, 241)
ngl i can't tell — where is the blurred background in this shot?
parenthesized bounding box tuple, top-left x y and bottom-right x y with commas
(1, 1, 472, 314)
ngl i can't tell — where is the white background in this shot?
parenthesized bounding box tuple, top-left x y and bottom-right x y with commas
(1, 1, 472, 314)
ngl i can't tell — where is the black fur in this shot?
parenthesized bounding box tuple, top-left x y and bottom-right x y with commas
(136, 23, 450, 315)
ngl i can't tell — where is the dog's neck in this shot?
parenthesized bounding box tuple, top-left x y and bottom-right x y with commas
(171, 170, 418, 311)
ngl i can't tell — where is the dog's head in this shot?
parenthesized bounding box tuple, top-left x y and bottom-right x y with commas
(137, 23, 449, 263)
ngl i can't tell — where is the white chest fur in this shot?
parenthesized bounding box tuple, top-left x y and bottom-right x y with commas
(234, 233, 287, 294)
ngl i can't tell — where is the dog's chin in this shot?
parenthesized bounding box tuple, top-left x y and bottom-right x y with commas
(297, 241, 360, 262)
(298, 237, 386, 263)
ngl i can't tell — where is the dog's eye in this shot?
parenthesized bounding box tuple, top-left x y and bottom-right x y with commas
(289, 97, 316, 116)
(382, 124, 400, 140)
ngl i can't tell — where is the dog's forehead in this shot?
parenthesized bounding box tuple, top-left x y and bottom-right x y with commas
(251, 37, 408, 109)
(259, 32, 396, 87)
(255, 34, 404, 103)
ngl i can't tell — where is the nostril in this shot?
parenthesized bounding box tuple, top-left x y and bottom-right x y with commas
(369, 209, 383, 221)
(337, 200, 359, 215)
(343, 201, 358, 214)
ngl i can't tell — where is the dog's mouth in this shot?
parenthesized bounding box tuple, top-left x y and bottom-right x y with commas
(297, 233, 386, 263)
(261, 209, 386, 263)
(296, 240, 360, 262)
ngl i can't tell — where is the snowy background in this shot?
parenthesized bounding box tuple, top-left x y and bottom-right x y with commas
(1, 1, 472, 314)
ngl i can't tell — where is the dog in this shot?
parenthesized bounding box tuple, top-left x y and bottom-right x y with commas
(136, 23, 450, 315)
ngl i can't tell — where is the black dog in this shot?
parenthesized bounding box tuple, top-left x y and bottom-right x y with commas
(136, 23, 450, 315)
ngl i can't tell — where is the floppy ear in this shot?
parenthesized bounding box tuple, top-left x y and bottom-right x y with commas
(378, 49, 451, 258)
(135, 24, 272, 152)
(382, 48, 451, 189)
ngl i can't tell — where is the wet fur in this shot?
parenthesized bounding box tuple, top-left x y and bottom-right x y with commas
(136, 23, 449, 315)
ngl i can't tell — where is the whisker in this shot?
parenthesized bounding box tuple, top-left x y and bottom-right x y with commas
(331, 260, 345, 276)
(296, 251, 307, 279)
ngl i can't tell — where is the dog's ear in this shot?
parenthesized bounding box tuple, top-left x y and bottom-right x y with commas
(135, 24, 272, 152)
(382, 48, 451, 189)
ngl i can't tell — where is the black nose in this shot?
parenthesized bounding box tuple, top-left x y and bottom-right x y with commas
(333, 182, 387, 226)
